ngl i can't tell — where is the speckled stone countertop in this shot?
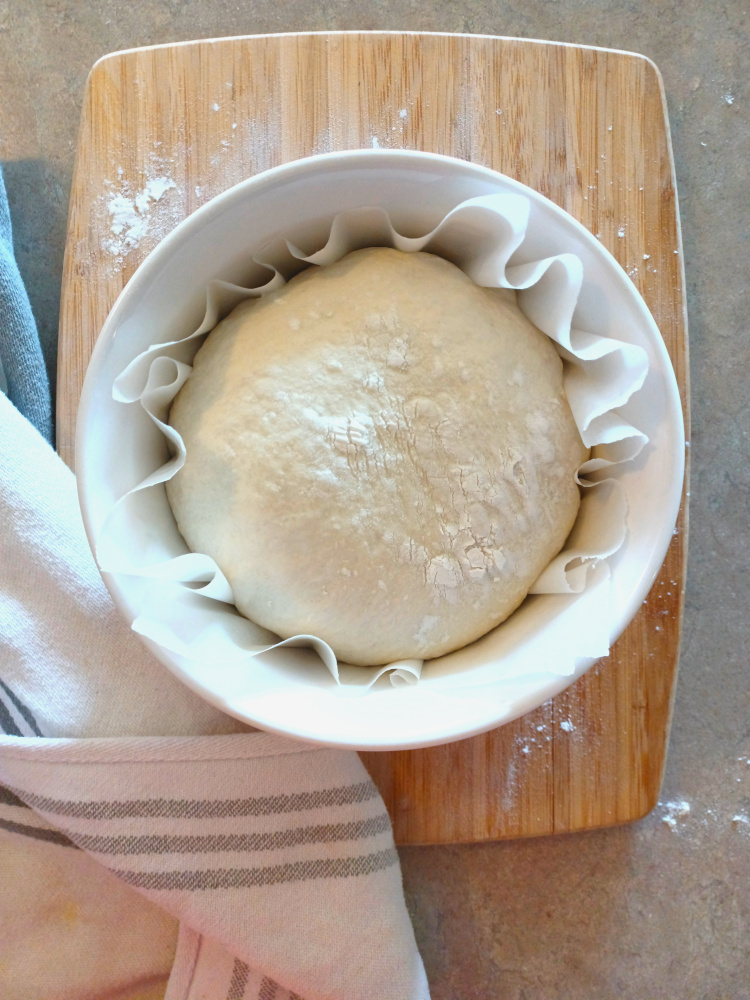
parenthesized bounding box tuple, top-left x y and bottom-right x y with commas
(1, 3, 748, 998)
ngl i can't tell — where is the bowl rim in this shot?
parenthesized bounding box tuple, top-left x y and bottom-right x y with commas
(77, 148, 685, 750)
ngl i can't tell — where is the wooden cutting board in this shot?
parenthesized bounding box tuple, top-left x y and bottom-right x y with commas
(57, 32, 689, 844)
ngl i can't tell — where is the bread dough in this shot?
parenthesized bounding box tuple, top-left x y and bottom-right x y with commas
(167, 248, 587, 666)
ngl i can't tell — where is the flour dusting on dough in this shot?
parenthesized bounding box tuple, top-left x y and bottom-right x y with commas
(167, 249, 587, 666)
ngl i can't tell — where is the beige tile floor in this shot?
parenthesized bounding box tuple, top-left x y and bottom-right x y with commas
(0, 2, 748, 997)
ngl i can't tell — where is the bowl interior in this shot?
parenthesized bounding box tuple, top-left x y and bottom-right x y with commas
(77, 150, 684, 750)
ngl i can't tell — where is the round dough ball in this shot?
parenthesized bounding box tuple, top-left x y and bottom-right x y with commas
(167, 248, 587, 666)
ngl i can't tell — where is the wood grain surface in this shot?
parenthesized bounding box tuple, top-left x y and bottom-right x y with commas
(57, 32, 689, 844)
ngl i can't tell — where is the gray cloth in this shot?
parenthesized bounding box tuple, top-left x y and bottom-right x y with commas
(0, 166, 52, 443)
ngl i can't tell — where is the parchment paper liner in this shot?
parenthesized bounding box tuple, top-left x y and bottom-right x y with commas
(99, 193, 649, 695)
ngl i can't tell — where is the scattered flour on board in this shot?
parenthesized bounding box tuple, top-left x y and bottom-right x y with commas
(101, 162, 181, 266)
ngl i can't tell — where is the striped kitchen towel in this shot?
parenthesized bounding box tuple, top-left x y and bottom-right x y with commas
(0, 733, 425, 1000)
(0, 350, 429, 998)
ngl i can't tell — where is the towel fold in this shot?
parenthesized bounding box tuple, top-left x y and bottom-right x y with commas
(0, 178, 428, 1000)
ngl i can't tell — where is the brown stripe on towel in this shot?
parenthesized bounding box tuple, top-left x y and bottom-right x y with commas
(227, 958, 250, 1000)
(76, 813, 391, 856)
(258, 976, 277, 1000)
(0, 784, 30, 808)
(13, 780, 379, 820)
(0, 816, 78, 848)
(113, 847, 399, 891)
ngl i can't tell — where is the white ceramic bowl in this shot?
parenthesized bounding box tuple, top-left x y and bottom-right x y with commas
(77, 150, 684, 750)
